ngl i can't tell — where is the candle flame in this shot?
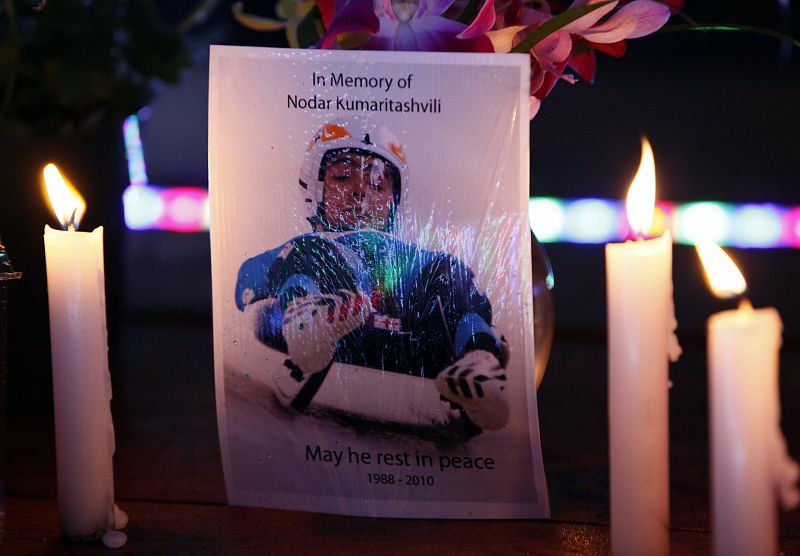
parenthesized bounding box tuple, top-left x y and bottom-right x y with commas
(696, 241, 747, 299)
(626, 137, 657, 237)
(43, 163, 86, 231)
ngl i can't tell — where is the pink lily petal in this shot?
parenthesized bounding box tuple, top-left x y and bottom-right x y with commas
(457, 0, 495, 40)
(486, 24, 527, 53)
(614, 0, 672, 39)
(580, 15, 637, 43)
(320, 0, 380, 48)
(317, 0, 336, 27)
(532, 60, 567, 97)
(561, 0, 618, 34)
(568, 49, 597, 82)
(587, 39, 626, 57)
(529, 56, 573, 98)
(529, 63, 546, 95)
(529, 95, 541, 119)
(581, 0, 669, 42)
(533, 30, 573, 69)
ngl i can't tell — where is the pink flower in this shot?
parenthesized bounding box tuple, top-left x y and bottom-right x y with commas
(488, 0, 670, 111)
(320, 0, 495, 51)
(566, 0, 673, 43)
(318, 0, 381, 48)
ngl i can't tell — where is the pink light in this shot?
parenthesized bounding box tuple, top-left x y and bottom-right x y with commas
(158, 187, 209, 232)
(784, 207, 800, 248)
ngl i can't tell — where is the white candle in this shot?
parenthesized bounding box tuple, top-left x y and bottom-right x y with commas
(43, 163, 119, 542)
(697, 242, 799, 556)
(606, 138, 680, 556)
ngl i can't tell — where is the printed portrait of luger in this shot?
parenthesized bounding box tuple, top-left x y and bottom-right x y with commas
(234, 117, 512, 436)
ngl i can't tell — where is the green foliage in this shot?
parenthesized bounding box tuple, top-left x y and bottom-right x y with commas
(0, 0, 190, 137)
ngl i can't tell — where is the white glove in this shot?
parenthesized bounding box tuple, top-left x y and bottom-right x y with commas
(282, 290, 372, 375)
(436, 350, 510, 432)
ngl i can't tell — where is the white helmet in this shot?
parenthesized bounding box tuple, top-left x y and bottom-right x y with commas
(299, 117, 408, 231)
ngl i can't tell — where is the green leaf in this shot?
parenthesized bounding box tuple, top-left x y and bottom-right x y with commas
(511, 0, 615, 54)
(661, 23, 800, 50)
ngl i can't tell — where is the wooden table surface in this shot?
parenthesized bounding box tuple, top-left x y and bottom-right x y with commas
(5, 321, 800, 555)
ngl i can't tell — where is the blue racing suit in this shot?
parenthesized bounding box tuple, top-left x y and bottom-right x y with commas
(235, 231, 502, 378)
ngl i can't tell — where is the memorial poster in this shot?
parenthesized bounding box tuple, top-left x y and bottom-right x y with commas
(209, 45, 548, 518)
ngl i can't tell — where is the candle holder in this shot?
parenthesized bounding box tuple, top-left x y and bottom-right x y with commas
(0, 235, 22, 545)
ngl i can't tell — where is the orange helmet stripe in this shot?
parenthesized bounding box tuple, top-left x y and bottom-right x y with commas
(389, 142, 406, 164)
(321, 123, 352, 142)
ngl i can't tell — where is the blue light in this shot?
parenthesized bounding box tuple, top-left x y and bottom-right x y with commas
(123, 115, 148, 186)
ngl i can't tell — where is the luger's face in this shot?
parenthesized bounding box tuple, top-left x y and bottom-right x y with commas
(321, 152, 396, 231)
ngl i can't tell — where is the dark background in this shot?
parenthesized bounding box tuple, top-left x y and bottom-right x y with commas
(2, 0, 799, 408)
(3, 4, 800, 551)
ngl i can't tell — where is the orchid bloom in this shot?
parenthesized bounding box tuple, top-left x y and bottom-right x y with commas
(488, 0, 671, 115)
(320, 0, 496, 52)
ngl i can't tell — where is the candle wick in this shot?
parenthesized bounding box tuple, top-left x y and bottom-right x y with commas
(737, 296, 752, 312)
(65, 208, 78, 232)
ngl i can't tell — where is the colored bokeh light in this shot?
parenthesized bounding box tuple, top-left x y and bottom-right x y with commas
(529, 197, 565, 242)
(163, 188, 209, 232)
(123, 185, 163, 230)
(650, 202, 674, 238)
(123, 115, 148, 186)
(730, 204, 783, 248)
(784, 207, 800, 248)
(563, 199, 620, 244)
(675, 202, 732, 245)
(120, 115, 800, 246)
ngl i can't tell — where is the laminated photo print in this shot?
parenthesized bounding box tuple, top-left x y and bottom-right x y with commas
(209, 46, 548, 518)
